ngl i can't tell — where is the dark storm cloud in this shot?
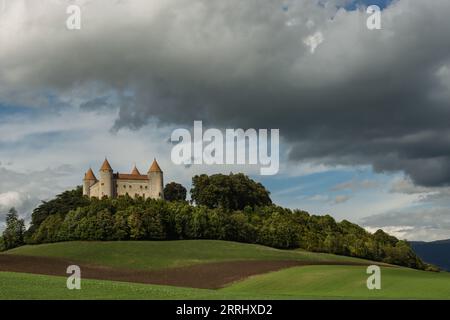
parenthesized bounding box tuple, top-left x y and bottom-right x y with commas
(1, 0, 450, 186)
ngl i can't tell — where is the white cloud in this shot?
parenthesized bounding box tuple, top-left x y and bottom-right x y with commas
(365, 226, 450, 242)
(0, 191, 22, 209)
(0, 0, 449, 242)
(331, 179, 380, 192)
(365, 225, 415, 239)
(389, 177, 432, 195)
(334, 194, 350, 204)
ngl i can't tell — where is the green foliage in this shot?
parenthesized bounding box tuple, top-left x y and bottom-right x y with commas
(1, 207, 26, 250)
(190, 173, 272, 210)
(164, 182, 187, 202)
(23, 178, 427, 270)
(26, 186, 90, 240)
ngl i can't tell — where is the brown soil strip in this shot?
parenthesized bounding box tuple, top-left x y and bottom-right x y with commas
(0, 254, 378, 289)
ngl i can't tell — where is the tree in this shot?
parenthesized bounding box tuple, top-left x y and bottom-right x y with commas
(2, 207, 26, 250)
(190, 173, 272, 210)
(28, 186, 90, 236)
(32, 214, 63, 243)
(164, 182, 187, 202)
(18, 176, 430, 271)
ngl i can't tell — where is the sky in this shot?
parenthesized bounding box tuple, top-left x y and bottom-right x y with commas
(1, 0, 450, 241)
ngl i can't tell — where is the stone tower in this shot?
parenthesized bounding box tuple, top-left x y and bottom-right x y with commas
(148, 158, 164, 199)
(83, 168, 97, 197)
(99, 158, 114, 198)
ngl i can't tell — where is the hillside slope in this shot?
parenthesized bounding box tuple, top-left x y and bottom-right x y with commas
(2, 240, 449, 299)
(2, 265, 450, 299)
(5, 240, 370, 270)
(223, 265, 450, 299)
(410, 240, 450, 271)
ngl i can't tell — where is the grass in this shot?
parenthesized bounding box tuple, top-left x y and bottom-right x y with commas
(5, 240, 367, 270)
(3, 240, 449, 299)
(223, 265, 450, 299)
(0, 272, 221, 300)
(2, 266, 450, 299)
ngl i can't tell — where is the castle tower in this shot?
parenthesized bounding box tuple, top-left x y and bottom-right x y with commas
(99, 158, 114, 198)
(83, 168, 97, 197)
(131, 164, 140, 175)
(148, 158, 164, 199)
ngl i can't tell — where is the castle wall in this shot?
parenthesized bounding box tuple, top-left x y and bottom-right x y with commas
(83, 179, 96, 197)
(89, 182, 100, 198)
(115, 179, 152, 198)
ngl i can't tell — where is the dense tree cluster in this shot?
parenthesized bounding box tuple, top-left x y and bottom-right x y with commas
(191, 173, 272, 210)
(14, 184, 427, 270)
(26, 187, 90, 238)
(0, 174, 431, 270)
(164, 182, 187, 202)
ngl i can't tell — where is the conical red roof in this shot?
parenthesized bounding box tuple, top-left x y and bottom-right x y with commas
(84, 168, 97, 180)
(148, 159, 162, 173)
(131, 165, 141, 175)
(100, 158, 113, 172)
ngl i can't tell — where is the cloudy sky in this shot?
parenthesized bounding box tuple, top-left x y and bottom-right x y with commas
(1, 0, 450, 241)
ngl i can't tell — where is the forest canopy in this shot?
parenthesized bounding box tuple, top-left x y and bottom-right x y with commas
(1, 174, 429, 271)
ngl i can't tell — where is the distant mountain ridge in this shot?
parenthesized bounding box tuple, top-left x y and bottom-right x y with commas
(410, 239, 450, 271)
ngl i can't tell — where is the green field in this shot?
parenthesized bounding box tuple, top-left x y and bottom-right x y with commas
(223, 266, 450, 299)
(2, 240, 450, 300)
(5, 240, 366, 270)
(1, 266, 449, 300)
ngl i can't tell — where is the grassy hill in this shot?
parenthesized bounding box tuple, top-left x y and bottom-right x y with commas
(223, 265, 450, 299)
(1, 266, 450, 299)
(5, 240, 367, 270)
(2, 240, 450, 299)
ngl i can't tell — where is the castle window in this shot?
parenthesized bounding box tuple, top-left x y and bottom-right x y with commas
(101, 183, 104, 186)
(123, 185, 126, 188)
(145, 186, 148, 189)
(140, 186, 143, 189)
(129, 185, 132, 188)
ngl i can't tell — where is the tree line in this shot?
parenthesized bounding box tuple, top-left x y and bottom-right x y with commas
(0, 173, 433, 271)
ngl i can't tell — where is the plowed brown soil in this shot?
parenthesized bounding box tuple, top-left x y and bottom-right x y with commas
(0, 254, 375, 289)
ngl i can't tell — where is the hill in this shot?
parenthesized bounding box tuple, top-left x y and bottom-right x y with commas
(222, 265, 450, 299)
(2, 267, 450, 299)
(1, 240, 449, 299)
(5, 240, 366, 270)
(3, 184, 427, 270)
(410, 239, 450, 271)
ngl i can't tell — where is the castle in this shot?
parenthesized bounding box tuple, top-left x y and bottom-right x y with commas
(83, 158, 164, 199)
